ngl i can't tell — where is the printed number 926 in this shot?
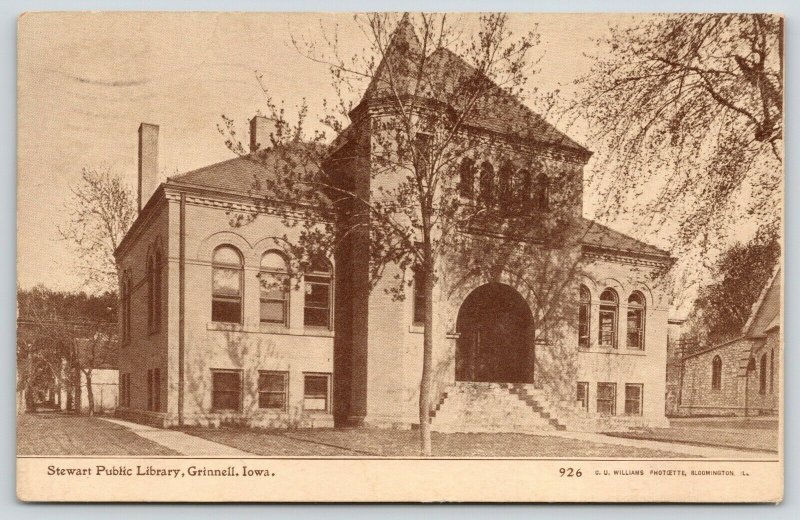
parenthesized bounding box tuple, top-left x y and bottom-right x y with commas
(559, 468, 582, 477)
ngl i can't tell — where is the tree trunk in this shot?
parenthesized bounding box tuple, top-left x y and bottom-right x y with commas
(85, 370, 95, 416)
(418, 263, 435, 456)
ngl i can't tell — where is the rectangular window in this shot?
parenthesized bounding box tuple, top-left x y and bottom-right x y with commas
(598, 308, 617, 348)
(304, 275, 331, 328)
(576, 382, 589, 411)
(212, 267, 242, 323)
(211, 370, 242, 411)
(413, 269, 426, 325)
(624, 384, 643, 416)
(303, 373, 330, 412)
(260, 272, 289, 325)
(258, 371, 288, 410)
(596, 382, 616, 415)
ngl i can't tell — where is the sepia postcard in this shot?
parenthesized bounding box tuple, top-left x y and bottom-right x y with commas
(16, 11, 783, 502)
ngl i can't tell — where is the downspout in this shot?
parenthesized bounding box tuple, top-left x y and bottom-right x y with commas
(178, 193, 186, 426)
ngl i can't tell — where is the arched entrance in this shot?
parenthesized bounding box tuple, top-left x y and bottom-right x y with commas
(455, 283, 533, 383)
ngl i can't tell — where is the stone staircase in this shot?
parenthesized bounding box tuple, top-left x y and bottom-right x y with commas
(430, 382, 587, 433)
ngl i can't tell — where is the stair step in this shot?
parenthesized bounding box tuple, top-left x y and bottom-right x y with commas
(430, 382, 572, 433)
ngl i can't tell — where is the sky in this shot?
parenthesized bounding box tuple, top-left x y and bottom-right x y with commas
(17, 12, 633, 291)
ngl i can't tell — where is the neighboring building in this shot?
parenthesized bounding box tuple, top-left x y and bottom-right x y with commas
(678, 265, 781, 416)
(116, 18, 674, 431)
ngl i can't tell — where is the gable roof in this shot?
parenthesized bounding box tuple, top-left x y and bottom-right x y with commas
(354, 16, 588, 155)
(579, 218, 672, 259)
(743, 264, 781, 337)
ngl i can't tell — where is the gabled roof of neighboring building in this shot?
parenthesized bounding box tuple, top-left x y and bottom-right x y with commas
(353, 14, 589, 155)
(579, 218, 672, 259)
(743, 264, 781, 337)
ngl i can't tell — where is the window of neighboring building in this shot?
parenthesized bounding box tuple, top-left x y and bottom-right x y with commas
(413, 267, 427, 325)
(413, 132, 432, 173)
(711, 355, 722, 390)
(578, 285, 591, 349)
(260, 251, 290, 326)
(303, 373, 330, 412)
(304, 258, 332, 328)
(478, 161, 494, 207)
(626, 292, 645, 350)
(770, 349, 775, 394)
(459, 158, 475, 199)
(624, 384, 643, 415)
(212, 245, 243, 324)
(596, 382, 616, 415)
(759, 353, 767, 394)
(146, 368, 161, 412)
(211, 369, 242, 411)
(258, 371, 288, 410)
(576, 382, 589, 411)
(598, 289, 618, 348)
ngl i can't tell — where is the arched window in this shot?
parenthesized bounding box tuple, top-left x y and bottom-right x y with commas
(121, 272, 131, 344)
(626, 292, 645, 350)
(598, 288, 618, 348)
(578, 285, 591, 349)
(498, 162, 514, 207)
(212, 245, 243, 323)
(711, 355, 722, 390)
(304, 257, 332, 328)
(459, 158, 475, 199)
(759, 353, 767, 394)
(534, 171, 549, 210)
(478, 161, 494, 207)
(513, 169, 531, 210)
(147, 246, 162, 334)
(260, 251, 289, 326)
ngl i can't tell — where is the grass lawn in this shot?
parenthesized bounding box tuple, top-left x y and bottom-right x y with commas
(184, 427, 687, 458)
(605, 419, 779, 453)
(17, 413, 180, 456)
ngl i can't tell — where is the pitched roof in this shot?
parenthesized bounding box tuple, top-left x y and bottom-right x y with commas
(167, 144, 323, 199)
(579, 218, 672, 259)
(355, 17, 587, 154)
(743, 264, 781, 337)
(167, 156, 274, 195)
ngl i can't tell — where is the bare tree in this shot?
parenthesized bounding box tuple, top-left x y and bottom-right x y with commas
(219, 13, 578, 455)
(568, 14, 782, 294)
(59, 166, 137, 293)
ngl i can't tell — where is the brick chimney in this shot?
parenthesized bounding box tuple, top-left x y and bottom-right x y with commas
(249, 115, 279, 153)
(137, 122, 159, 212)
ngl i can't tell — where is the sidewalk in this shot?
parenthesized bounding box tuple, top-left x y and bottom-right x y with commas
(549, 429, 772, 459)
(100, 418, 254, 456)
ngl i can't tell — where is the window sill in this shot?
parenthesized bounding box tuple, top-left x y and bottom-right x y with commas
(579, 347, 647, 356)
(207, 322, 245, 332)
(206, 322, 334, 338)
(409, 323, 424, 334)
